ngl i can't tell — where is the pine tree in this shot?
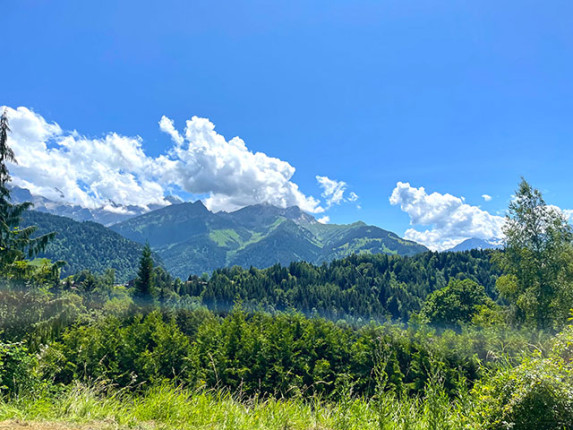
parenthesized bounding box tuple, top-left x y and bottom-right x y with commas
(0, 109, 55, 276)
(134, 243, 155, 305)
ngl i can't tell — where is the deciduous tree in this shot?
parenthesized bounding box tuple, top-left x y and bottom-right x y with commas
(496, 178, 573, 330)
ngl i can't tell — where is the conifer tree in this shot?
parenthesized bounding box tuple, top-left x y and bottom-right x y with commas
(0, 109, 55, 276)
(134, 243, 155, 304)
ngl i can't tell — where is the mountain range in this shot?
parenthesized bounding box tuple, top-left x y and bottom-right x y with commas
(110, 201, 428, 278)
(16, 186, 431, 279)
(11, 186, 182, 226)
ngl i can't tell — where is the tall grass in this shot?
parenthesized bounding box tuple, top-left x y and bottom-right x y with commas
(0, 381, 481, 430)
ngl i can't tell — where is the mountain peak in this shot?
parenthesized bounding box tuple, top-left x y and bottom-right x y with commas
(165, 195, 184, 205)
(192, 199, 208, 209)
(9, 186, 189, 226)
(109, 201, 427, 278)
(350, 221, 367, 227)
(228, 204, 317, 227)
(447, 238, 502, 252)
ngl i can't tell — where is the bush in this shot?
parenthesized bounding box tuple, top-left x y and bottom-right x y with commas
(474, 327, 573, 429)
(0, 342, 38, 396)
(41, 311, 194, 388)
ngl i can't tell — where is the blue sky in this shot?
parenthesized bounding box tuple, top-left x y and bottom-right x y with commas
(2, 0, 573, 249)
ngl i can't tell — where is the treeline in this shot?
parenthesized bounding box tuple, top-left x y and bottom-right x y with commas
(177, 250, 499, 322)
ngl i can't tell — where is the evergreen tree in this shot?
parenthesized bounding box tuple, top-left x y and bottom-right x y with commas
(0, 109, 55, 276)
(496, 178, 573, 330)
(134, 243, 155, 304)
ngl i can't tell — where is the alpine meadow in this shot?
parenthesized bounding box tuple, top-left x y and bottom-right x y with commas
(3, 2, 573, 429)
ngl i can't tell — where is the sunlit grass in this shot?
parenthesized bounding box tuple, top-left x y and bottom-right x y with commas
(0, 382, 480, 430)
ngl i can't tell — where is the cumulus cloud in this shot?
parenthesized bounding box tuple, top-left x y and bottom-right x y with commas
(159, 116, 323, 213)
(3, 106, 360, 215)
(4, 106, 166, 209)
(316, 176, 359, 209)
(158, 116, 184, 146)
(317, 215, 330, 224)
(482, 194, 492, 202)
(389, 182, 505, 251)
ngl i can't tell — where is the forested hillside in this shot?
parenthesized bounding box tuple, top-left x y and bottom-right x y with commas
(183, 249, 500, 321)
(20, 210, 152, 282)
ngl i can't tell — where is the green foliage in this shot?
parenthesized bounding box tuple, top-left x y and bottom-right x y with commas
(134, 243, 155, 305)
(420, 279, 495, 330)
(0, 342, 37, 395)
(474, 326, 573, 429)
(42, 311, 193, 387)
(21, 210, 150, 282)
(0, 268, 145, 348)
(35, 305, 536, 401)
(0, 243, 557, 430)
(0, 286, 86, 348)
(0, 380, 480, 429)
(186, 250, 500, 322)
(495, 178, 573, 330)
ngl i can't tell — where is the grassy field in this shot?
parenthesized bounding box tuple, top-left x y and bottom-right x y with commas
(0, 382, 476, 430)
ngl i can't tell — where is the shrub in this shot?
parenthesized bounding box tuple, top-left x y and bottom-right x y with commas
(0, 341, 38, 396)
(474, 327, 573, 429)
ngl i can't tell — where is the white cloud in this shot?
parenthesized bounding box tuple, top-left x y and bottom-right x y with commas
(389, 182, 505, 251)
(4, 106, 166, 209)
(4, 106, 359, 215)
(316, 176, 345, 208)
(158, 116, 184, 146)
(482, 194, 492, 202)
(159, 116, 324, 213)
(317, 215, 330, 224)
(316, 175, 359, 209)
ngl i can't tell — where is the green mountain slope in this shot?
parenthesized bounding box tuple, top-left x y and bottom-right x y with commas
(111, 202, 428, 279)
(22, 211, 149, 282)
(229, 219, 323, 268)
